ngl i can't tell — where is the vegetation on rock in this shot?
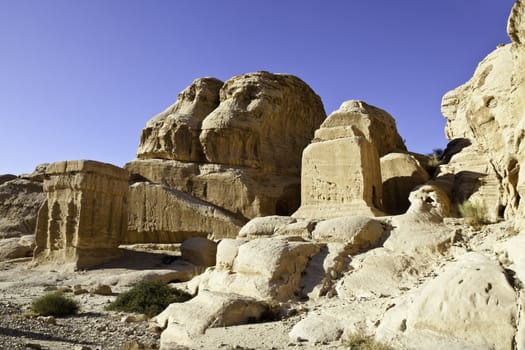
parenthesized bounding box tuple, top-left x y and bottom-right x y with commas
(31, 292, 79, 317)
(345, 331, 394, 350)
(106, 280, 192, 317)
(459, 199, 489, 228)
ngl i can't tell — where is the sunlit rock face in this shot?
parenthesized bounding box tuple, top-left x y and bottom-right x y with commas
(199, 71, 326, 174)
(439, 1, 525, 225)
(33, 160, 129, 270)
(137, 77, 223, 162)
(127, 72, 326, 242)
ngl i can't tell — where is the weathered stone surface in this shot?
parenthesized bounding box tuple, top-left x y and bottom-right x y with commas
(33, 160, 129, 270)
(181, 237, 217, 268)
(405, 184, 451, 221)
(289, 315, 343, 343)
(293, 127, 383, 220)
(199, 71, 326, 174)
(440, 3, 525, 226)
(126, 182, 244, 243)
(126, 159, 301, 220)
(215, 239, 245, 271)
(380, 153, 429, 215)
(129, 71, 326, 240)
(0, 169, 45, 238)
(0, 235, 35, 261)
(316, 100, 406, 157)
(196, 238, 320, 301)
(312, 216, 385, 250)
(336, 248, 420, 300)
(377, 253, 517, 350)
(156, 291, 267, 348)
(138, 77, 223, 162)
(238, 216, 297, 238)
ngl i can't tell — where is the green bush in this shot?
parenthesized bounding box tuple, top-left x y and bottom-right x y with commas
(106, 280, 192, 317)
(345, 331, 393, 350)
(31, 292, 79, 317)
(458, 199, 489, 228)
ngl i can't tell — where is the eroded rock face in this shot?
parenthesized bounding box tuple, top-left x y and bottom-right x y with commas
(293, 124, 383, 220)
(377, 253, 517, 350)
(0, 166, 46, 239)
(440, 2, 525, 225)
(380, 153, 429, 215)
(138, 77, 223, 162)
(195, 237, 320, 301)
(33, 160, 129, 270)
(127, 72, 326, 241)
(317, 100, 406, 157)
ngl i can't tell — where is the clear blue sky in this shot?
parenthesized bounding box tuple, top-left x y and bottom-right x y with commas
(0, 0, 516, 175)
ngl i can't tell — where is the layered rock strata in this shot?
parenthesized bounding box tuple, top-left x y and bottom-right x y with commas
(126, 72, 326, 242)
(33, 160, 129, 270)
(293, 114, 384, 220)
(440, 2, 525, 224)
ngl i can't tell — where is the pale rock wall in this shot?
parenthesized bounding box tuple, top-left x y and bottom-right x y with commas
(33, 160, 129, 270)
(126, 182, 245, 243)
(380, 153, 429, 215)
(440, 2, 525, 225)
(293, 127, 383, 220)
(318, 100, 406, 157)
(127, 72, 326, 241)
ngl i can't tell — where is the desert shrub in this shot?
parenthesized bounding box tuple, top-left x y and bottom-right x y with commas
(345, 331, 393, 350)
(459, 199, 489, 228)
(31, 292, 79, 317)
(106, 280, 192, 317)
(425, 148, 444, 176)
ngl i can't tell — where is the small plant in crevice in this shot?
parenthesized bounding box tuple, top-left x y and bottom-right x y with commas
(106, 280, 192, 317)
(425, 148, 445, 176)
(345, 330, 394, 350)
(458, 199, 490, 229)
(31, 292, 80, 317)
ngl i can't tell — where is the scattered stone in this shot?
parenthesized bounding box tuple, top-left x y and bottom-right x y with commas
(90, 284, 113, 296)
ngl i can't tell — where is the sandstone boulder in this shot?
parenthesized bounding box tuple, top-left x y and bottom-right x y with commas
(33, 160, 129, 270)
(380, 153, 429, 215)
(127, 72, 326, 242)
(440, 2, 525, 226)
(180, 237, 217, 268)
(215, 238, 245, 271)
(377, 252, 517, 350)
(311, 216, 385, 252)
(238, 216, 297, 238)
(0, 169, 45, 238)
(293, 126, 383, 220)
(315, 100, 406, 157)
(126, 182, 244, 243)
(0, 235, 35, 261)
(156, 291, 267, 348)
(289, 314, 343, 343)
(196, 237, 320, 301)
(138, 77, 223, 162)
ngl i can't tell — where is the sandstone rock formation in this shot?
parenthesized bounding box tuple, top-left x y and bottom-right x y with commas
(33, 160, 129, 270)
(126, 72, 326, 242)
(193, 237, 320, 301)
(0, 166, 46, 238)
(318, 100, 406, 157)
(180, 237, 217, 268)
(377, 253, 517, 350)
(440, 3, 525, 225)
(293, 121, 383, 220)
(380, 153, 429, 215)
(156, 291, 268, 348)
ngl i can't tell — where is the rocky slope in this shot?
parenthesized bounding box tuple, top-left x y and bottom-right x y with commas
(2, 1, 525, 350)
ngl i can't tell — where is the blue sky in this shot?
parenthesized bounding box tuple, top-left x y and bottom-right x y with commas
(0, 0, 516, 175)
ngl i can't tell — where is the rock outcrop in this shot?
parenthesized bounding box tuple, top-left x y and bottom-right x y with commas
(0, 166, 46, 238)
(33, 160, 129, 270)
(440, 3, 525, 225)
(293, 114, 383, 220)
(377, 253, 517, 350)
(126, 72, 326, 242)
(380, 153, 429, 215)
